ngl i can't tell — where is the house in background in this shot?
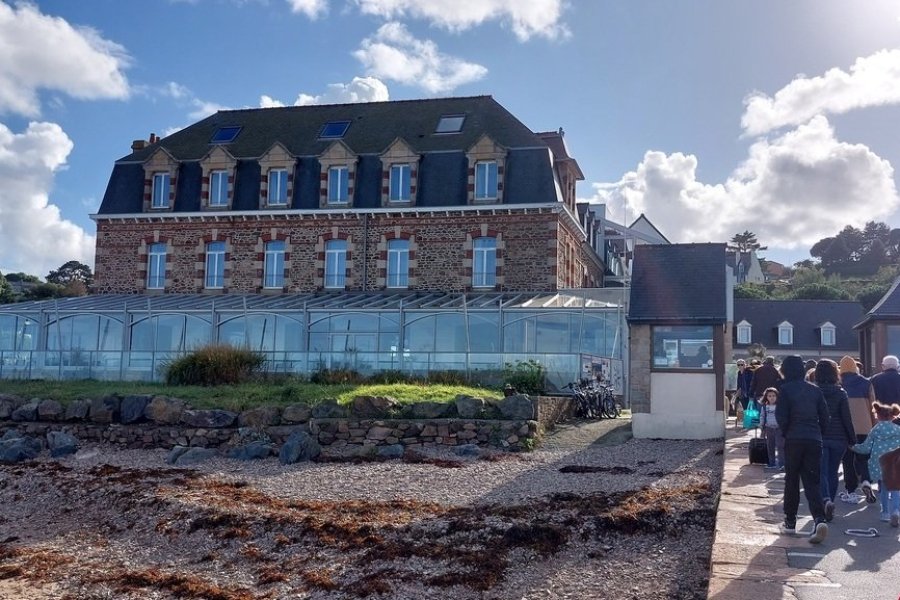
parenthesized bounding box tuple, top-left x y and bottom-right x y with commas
(727, 249, 765, 284)
(855, 275, 900, 375)
(762, 259, 789, 282)
(733, 299, 863, 362)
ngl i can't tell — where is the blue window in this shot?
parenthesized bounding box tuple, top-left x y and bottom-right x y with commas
(268, 169, 288, 205)
(475, 161, 498, 199)
(264, 241, 285, 288)
(389, 164, 411, 202)
(147, 243, 166, 289)
(319, 121, 350, 139)
(327, 166, 349, 204)
(435, 115, 465, 134)
(210, 126, 241, 144)
(325, 240, 347, 289)
(151, 173, 169, 208)
(387, 239, 409, 288)
(210, 170, 229, 206)
(472, 237, 496, 287)
(205, 241, 225, 288)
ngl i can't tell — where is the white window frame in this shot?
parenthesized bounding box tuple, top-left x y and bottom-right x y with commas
(821, 322, 836, 346)
(151, 173, 170, 209)
(209, 170, 229, 207)
(205, 241, 225, 289)
(778, 321, 794, 345)
(268, 169, 288, 206)
(475, 161, 498, 200)
(736, 320, 752, 344)
(324, 240, 347, 289)
(386, 239, 409, 288)
(472, 237, 497, 288)
(263, 241, 285, 289)
(389, 164, 411, 202)
(146, 243, 166, 290)
(327, 166, 349, 204)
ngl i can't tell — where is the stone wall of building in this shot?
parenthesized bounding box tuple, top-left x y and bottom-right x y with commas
(629, 324, 651, 413)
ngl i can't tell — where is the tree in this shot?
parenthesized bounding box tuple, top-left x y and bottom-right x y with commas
(46, 261, 93, 286)
(3, 272, 40, 283)
(729, 230, 767, 253)
(791, 283, 850, 301)
(734, 283, 770, 299)
(0, 272, 13, 304)
(857, 284, 891, 312)
(23, 283, 64, 300)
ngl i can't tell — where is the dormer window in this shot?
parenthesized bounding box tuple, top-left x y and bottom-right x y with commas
(435, 114, 465, 134)
(209, 170, 229, 207)
(268, 169, 288, 205)
(318, 141, 357, 208)
(151, 173, 170, 209)
(778, 321, 794, 345)
(379, 138, 419, 207)
(389, 164, 411, 202)
(328, 166, 349, 204)
(199, 146, 236, 210)
(736, 320, 752, 344)
(466, 134, 506, 205)
(820, 321, 836, 346)
(475, 161, 498, 200)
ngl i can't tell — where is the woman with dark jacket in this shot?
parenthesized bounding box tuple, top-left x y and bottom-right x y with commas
(815, 359, 856, 521)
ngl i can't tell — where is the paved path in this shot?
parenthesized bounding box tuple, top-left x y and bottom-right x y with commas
(538, 416, 633, 451)
(709, 422, 900, 600)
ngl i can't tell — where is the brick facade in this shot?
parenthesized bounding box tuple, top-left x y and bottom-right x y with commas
(93, 208, 605, 294)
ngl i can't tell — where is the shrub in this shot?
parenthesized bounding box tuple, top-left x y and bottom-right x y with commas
(164, 344, 266, 386)
(503, 360, 546, 395)
(309, 366, 366, 385)
(425, 370, 470, 386)
(367, 370, 411, 385)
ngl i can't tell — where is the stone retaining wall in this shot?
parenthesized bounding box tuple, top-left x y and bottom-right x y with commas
(535, 395, 576, 430)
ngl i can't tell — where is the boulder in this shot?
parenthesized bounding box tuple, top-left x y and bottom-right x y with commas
(238, 406, 281, 428)
(455, 395, 485, 419)
(366, 426, 393, 441)
(0, 395, 24, 419)
(90, 395, 121, 423)
(454, 443, 481, 457)
(120, 395, 151, 424)
(351, 396, 399, 419)
(144, 396, 185, 424)
(0, 436, 40, 463)
(11, 401, 39, 422)
(281, 403, 312, 423)
(311, 400, 348, 419)
(180, 409, 237, 429)
(166, 445, 190, 465)
(376, 444, 405, 460)
(64, 399, 90, 421)
(497, 394, 535, 420)
(37, 399, 64, 421)
(168, 446, 216, 466)
(279, 430, 321, 464)
(228, 441, 274, 461)
(1, 430, 22, 441)
(46, 431, 78, 457)
(411, 401, 451, 419)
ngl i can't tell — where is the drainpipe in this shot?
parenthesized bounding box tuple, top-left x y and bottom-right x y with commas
(361, 212, 368, 291)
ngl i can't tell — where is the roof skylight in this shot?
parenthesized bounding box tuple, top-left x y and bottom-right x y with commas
(319, 121, 351, 139)
(435, 114, 465, 134)
(210, 126, 242, 144)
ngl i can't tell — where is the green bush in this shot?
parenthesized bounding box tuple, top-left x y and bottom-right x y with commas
(309, 365, 366, 385)
(164, 344, 266, 386)
(503, 359, 546, 395)
(425, 370, 470, 386)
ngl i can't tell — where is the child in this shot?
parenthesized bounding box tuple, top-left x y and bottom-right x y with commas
(852, 402, 900, 526)
(759, 387, 784, 471)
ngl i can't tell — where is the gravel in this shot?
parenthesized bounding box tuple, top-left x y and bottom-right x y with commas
(0, 420, 723, 599)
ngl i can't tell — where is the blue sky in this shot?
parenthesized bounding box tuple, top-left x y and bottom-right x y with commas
(1, 0, 899, 276)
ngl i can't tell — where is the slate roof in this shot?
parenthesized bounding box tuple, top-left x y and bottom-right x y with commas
(628, 243, 727, 323)
(734, 299, 863, 351)
(856, 276, 900, 328)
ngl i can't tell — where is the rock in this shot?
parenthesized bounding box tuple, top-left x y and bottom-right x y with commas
(0, 436, 40, 463)
(65, 399, 90, 421)
(455, 395, 485, 419)
(351, 396, 399, 418)
(11, 401, 39, 422)
(366, 426, 393, 441)
(1, 430, 22, 441)
(46, 431, 78, 457)
(238, 406, 281, 428)
(454, 443, 481, 457)
(236, 427, 272, 444)
(228, 440, 274, 461)
(279, 430, 321, 464)
(120, 395, 151, 424)
(411, 401, 451, 419)
(497, 394, 535, 420)
(144, 396, 185, 424)
(0, 395, 24, 419)
(90, 395, 121, 423)
(282, 403, 312, 423)
(169, 446, 216, 465)
(311, 400, 348, 419)
(376, 444, 405, 459)
(166, 446, 190, 464)
(180, 409, 237, 429)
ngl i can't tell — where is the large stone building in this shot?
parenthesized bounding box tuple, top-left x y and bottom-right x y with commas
(93, 96, 604, 295)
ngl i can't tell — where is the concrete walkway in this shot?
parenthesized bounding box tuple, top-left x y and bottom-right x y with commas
(708, 422, 900, 599)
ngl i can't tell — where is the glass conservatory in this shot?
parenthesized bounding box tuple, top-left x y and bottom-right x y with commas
(0, 290, 626, 391)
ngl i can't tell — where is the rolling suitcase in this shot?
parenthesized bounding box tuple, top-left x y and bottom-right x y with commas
(749, 429, 769, 465)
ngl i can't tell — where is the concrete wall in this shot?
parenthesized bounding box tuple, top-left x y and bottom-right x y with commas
(632, 372, 724, 439)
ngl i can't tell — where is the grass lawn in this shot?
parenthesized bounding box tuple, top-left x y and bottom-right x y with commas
(0, 380, 503, 412)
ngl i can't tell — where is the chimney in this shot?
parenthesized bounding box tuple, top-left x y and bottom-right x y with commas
(131, 139, 147, 151)
(149, 132, 159, 144)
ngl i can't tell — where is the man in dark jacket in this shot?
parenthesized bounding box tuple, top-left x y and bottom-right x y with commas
(751, 356, 782, 401)
(775, 355, 830, 543)
(872, 355, 900, 405)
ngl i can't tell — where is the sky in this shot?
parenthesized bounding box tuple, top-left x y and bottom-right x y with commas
(1, 0, 899, 277)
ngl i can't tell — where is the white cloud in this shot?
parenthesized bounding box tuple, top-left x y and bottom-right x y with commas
(0, 2, 129, 117)
(353, 23, 487, 93)
(286, 0, 328, 19)
(354, 0, 568, 40)
(187, 99, 229, 120)
(259, 94, 285, 108)
(584, 116, 899, 250)
(0, 121, 94, 275)
(742, 49, 900, 136)
(260, 77, 389, 107)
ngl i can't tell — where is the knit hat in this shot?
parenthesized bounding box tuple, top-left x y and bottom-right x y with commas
(839, 356, 859, 374)
(884, 355, 900, 370)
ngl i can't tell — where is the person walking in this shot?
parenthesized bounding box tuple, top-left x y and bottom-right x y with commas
(751, 356, 782, 403)
(776, 355, 830, 543)
(852, 402, 900, 526)
(872, 355, 900, 406)
(735, 359, 753, 410)
(814, 359, 855, 522)
(839, 355, 876, 504)
(760, 387, 784, 470)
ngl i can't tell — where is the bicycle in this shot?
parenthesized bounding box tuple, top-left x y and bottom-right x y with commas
(565, 382, 596, 419)
(598, 384, 620, 419)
